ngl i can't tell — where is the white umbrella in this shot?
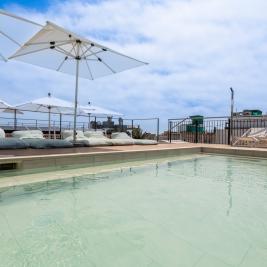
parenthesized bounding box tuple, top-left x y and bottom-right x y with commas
(8, 20, 147, 142)
(0, 99, 12, 110)
(15, 93, 75, 138)
(0, 9, 41, 60)
(81, 104, 123, 117)
(81, 104, 123, 130)
(0, 99, 23, 129)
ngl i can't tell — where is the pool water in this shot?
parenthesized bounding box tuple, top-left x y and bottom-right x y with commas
(0, 154, 267, 267)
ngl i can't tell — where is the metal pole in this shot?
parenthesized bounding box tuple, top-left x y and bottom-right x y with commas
(59, 113, 62, 139)
(73, 57, 80, 142)
(88, 114, 91, 129)
(94, 116, 97, 131)
(230, 87, 234, 145)
(14, 109, 17, 130)
(156, 118, 159, 142)
(169, 121, 172, 143)
(48, 107, 51, 139)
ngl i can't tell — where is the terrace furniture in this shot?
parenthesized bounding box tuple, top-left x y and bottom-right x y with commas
(111, 132, 157, 145)
(0, 128, 29, 149)
(233, 128, 267, 147)
(12, 130, 73, 149)
(83, 131, 113, 146)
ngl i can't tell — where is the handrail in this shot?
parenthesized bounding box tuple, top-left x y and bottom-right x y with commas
(170, 117, 188, 131)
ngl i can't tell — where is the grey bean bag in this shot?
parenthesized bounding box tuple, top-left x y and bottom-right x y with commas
(0, 138, 29, 149)
(22, 138, 73, 149)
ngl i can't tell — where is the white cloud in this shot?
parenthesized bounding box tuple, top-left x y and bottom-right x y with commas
(1, 0, 267, 132)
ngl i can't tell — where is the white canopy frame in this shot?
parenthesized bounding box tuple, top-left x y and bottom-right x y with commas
(9, 21, 147, 142)
(0, 9, 42, 60)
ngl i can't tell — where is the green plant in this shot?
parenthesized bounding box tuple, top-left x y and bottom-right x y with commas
(132, 128, 148, 139)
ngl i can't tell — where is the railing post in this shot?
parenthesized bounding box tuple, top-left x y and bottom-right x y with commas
(156, 118, 159, 142)
(195, 120, 198, 143)
(227, 118, 231, 145)
(169, 121, 172, 143)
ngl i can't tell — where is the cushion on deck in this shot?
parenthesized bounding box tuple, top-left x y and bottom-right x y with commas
(87, 138, 113, 146)
(110, 139, 134, 145)
(22, 138, 73, 149)
(0, 128, 5, 138)
(84, 131, 105, 138)
(133, 139, 157, 145)
(111, 132, 131, 140)
(64, 136, 90, 147)
(62, 130, 85, 139)
(12, 130, 44, 139)
(0, 138, 29, 149)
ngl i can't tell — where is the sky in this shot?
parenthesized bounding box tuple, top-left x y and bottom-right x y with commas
(0, 0, 267, 133)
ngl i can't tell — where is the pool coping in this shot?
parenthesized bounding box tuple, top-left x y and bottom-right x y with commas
(1, 144, 267, 171)
(0, 144, 267, 190)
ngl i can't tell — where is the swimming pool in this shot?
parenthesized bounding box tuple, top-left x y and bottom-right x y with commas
(0, 154, 266, 266)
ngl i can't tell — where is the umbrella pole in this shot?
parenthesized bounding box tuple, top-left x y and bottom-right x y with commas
(88, 114, 91, 129)
(14, 109, 17, 130)
(73, 58, 80, 142)
(48, 107, 51, 139)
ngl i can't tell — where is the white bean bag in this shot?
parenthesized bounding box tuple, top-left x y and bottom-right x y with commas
(12, 130, 73, 148)
(63, 130, 90, 146)
(0, 128, 5, 138)
(12, 130, 44, 139)
(84, 131, 113, 146)
(111, 132, 134, 145)
(63, 130, 112, 147)
(111, 132, 157, 145)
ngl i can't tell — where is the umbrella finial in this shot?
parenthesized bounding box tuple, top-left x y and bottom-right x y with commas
(48, 92, 51, 97)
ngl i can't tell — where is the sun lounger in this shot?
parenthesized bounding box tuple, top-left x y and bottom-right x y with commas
(0, 128, 29, 149)
(233, 128, 267, 147)
(12, 130, 73, 149)
(111, 132, 157, 145)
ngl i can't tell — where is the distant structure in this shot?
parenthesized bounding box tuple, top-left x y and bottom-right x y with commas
(233, 109, 263, 117)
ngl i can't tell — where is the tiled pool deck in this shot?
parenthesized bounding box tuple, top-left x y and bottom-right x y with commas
(0, 143, 267, 188)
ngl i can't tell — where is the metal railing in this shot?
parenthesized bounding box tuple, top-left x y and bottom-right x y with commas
(0, 112, 160, 141)
(168, 116, 267, 145)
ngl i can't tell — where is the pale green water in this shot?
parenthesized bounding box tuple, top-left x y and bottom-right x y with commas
(0, 154, 267, 267)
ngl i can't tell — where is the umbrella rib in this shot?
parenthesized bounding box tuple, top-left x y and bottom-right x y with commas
(56, 44, 76, 71)
(9, 40, 75, 59)
(0, 30, 21, 46)
(80, 43, 94, 57)
(9, 46, 52, 59)
(55, 46, 76, 58)
(25, 40, 73, 46)
(0, 53, 7, 62)
(80, 46, 93, 79)
(84, 50, 105, 59)
(97, 56, 116, 74)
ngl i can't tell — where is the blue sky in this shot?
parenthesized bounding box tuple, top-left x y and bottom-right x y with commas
(0, 0, 50, 10)
(1, 0, 267, 132)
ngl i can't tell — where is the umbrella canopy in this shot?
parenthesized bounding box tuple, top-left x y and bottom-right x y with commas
(9, 20, 147, 141)
(81, 105, 123, 117)
(15, 93, 76, 138)
(16, 93, 75, 113)
(0, 9, 41, 60)
(0, 99, 12, 110)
